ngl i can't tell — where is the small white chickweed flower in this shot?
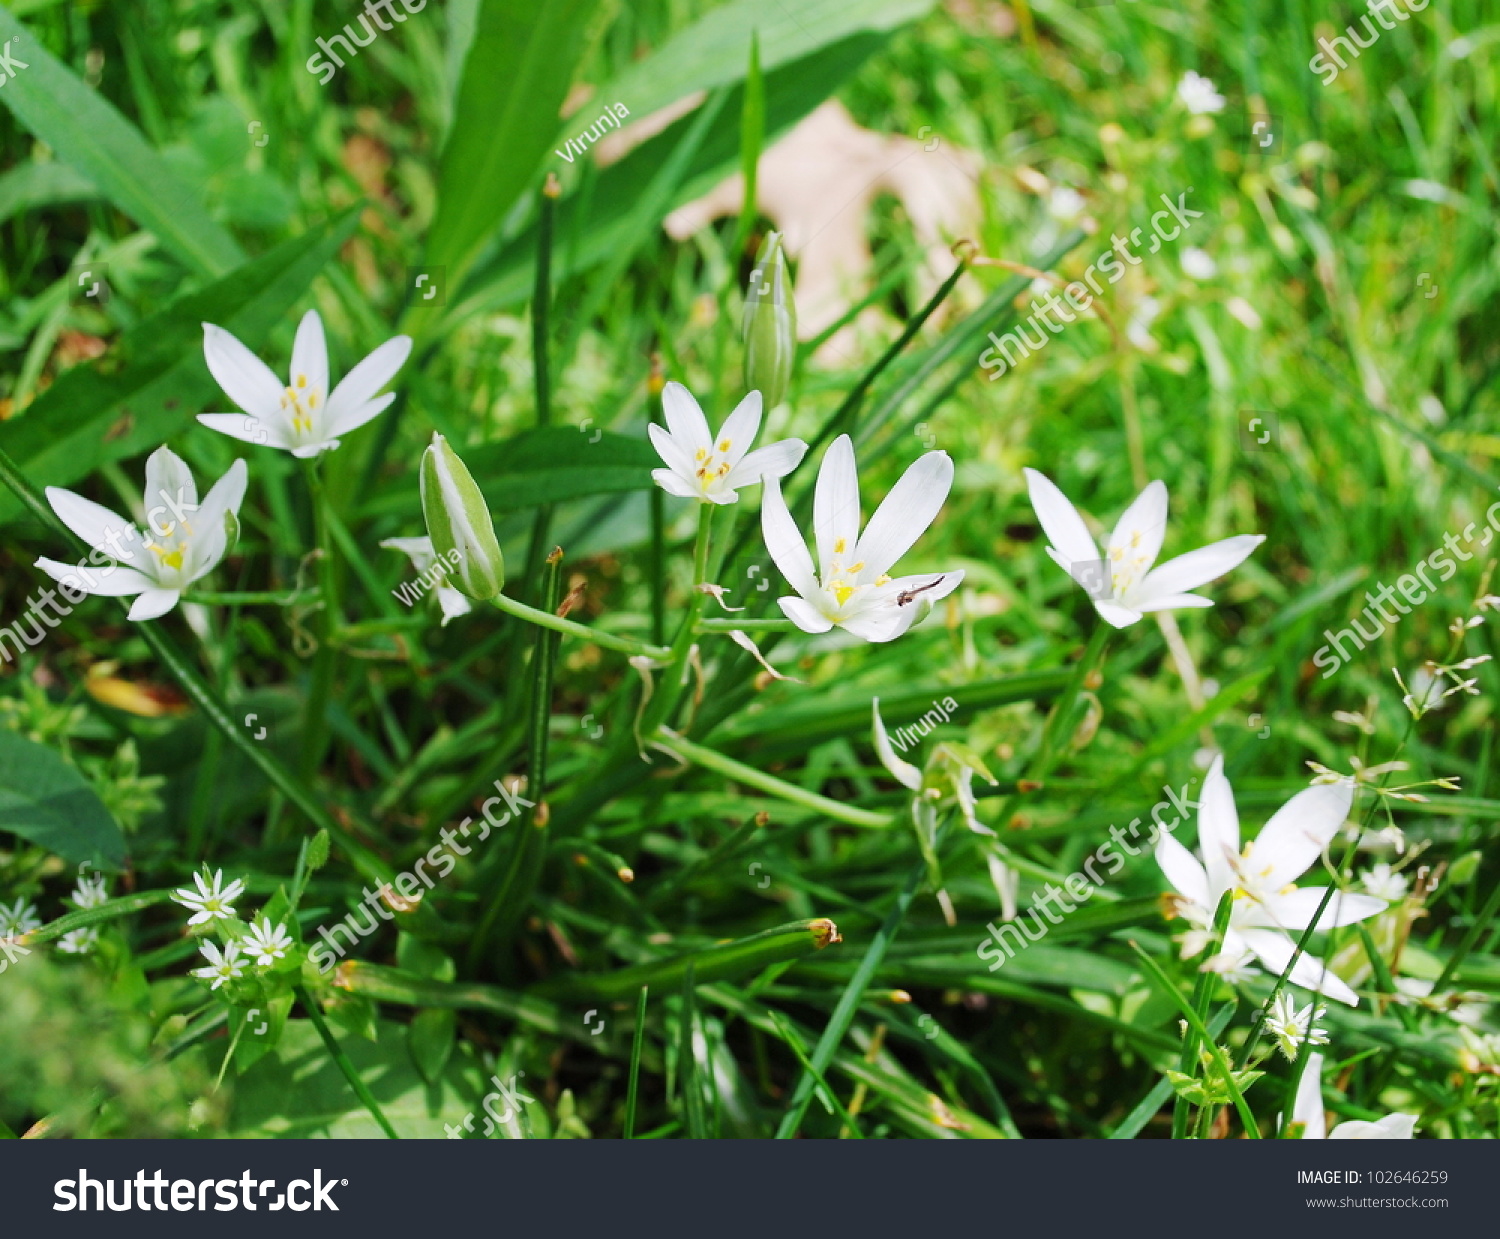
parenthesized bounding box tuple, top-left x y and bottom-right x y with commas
(1263, 991, 1329, 1062)
(243, 916, 294, 968)
(191, 939, 247, 991)
(1177, 70, 1226, 115)
(170, 869, 246, 926)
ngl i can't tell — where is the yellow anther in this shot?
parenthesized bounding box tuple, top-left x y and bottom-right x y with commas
(834, 538, 847, 554)
(719, 439, 731, 452)
(876, 574, 891, 586)
(832, 581, 856, 607)
(296, 374, 308, 389)
(695, 448, 708, 462)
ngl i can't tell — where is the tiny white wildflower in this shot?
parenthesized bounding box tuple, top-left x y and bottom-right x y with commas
(170, 869, 246, 926)
(191, 939, 247, 991)
(242, 916, 294, 968)
(57, 926, 101, 956)
(72, 873, 110, 909)
(1360, 862, 1408, 902)
(1177, 70, 1226, 115)
(1263, 991, 1329, 1062)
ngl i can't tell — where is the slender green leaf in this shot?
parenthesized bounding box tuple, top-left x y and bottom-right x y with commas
(0, 4, 242, 275)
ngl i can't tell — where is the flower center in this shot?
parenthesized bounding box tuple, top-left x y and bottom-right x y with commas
(693, 440, 734, 491)
(280, 374, 320, 435)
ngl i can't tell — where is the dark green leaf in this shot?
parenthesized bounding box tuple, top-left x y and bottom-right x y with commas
(0, 728, 126, 868)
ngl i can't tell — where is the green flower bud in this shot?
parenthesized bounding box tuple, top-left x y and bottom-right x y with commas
(419, 433, 505, 600)
(742, 230, 796, 409)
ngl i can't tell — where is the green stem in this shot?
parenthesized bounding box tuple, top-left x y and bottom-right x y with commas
(471, 552, 563, 965)
(624, 985, 649, 1138)
(654, 728, 888, 828)
(696, 617, 803, 633)
(488, 591, 669, 660)
(539, 918, 840, 1002)
(1128, 941, 1260, 1139)
(649, 488, 666, 646)
(299, 459, 338, 780)
(775, 858, 924, 1138)
(1172, 890, 1234, 1138)
(522, 180, 559, 597)
(188, 589, 319, 606)
(296, 986, 399, 1139)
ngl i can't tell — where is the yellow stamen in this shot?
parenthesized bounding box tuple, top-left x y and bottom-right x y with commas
(834, 537, 847, 554)
(876, 574, 891, 586)
(719, 439, 731, 452)
(832, 581, 855, 607)
(296, 374, 307, 389)
(695, 448, 708, 462)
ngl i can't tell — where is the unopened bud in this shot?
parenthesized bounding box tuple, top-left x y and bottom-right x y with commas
(419, 433, 504, 599)
(741, 231, 796, 409)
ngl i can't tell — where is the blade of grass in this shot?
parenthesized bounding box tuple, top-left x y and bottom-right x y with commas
(296, 986, 399, 1140)
(624, 985, 649, 1138)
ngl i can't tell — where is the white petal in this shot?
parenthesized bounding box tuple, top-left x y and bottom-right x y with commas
(197, 412, 292, 450)
(202, 323, 286, 418)
(1328, 1114, 1417, 1140)
(660, 381, 712, 452)
(713, 390, 762, 469)
(437, 587, 473, 626)
(777, 594, 834, 633)
(290, 440, 339, 458)
(324, 391, 396, 440)
(1294, 1051, 1327, 1138)
(290, 309, 329, 401)
(760, 476, 819, 599)
(813, 435, 861, 577)
(1239, 927, 1360, 1005)
(127, 588, 182, 621)
(651, 468, 701, 500)
(1133, 592, 1216, 613)
(1251, 886, 1385, 933)
(324, 337, 411, 434)
(34, 556, 155, 597)
(1024, 468, 1098, 568)
(872, 697, 923, 790)
(1093, 599, 1143, 628)
(184, 459, 249, 579)
(1250, 781, 1353, 890)
(854, 450, 954, 581)
(723, 438, 807, 490)
(1155, 829, 1210, 907)
(379, 536, 435, 570)
(1105, 479, 1168, 573)
(143, 446, 197, 521)
(1137, 535, 1264, 598)
(649, 422, 697, 479)
(45, 487, 140, 559)
(841, 605, 920, 644)
(1197, 755, 1240, 899)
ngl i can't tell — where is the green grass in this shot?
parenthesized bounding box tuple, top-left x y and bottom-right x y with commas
(0, 0, 1497, 1140)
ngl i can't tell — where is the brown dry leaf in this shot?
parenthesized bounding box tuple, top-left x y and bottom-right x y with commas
(85, 666, 189, 718)
(663, 101, 982, 362)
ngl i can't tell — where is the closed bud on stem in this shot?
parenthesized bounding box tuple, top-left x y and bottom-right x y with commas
(742, 230, 796, 409)
(419, 432, 505, 599)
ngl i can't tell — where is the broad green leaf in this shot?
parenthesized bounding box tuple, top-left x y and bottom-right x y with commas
(0, 728, 126, 868)
(361, 427, 658, 521)
(0, 212, 358, 526)
(447, 31, 894, 322)
(230, 1018, 486, 1138)
(0, 4, 243, 276)
(407, 1008, 457, 1086)
(422, 0, 600, 293)
(560, 0, 932, 144)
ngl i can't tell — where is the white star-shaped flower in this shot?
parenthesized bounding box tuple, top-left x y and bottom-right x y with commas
(1177, 70, 1226, 115)
(191, 939, 247, 990)
(170, 870, 246, 926)
(57, 927, 100, 955)
(242, 916, 293, 968)
(1155, 755, 1386, 1005)
(649, 382, 806, 504)
(71, 873, 109, 910)
(1263, 991, 1329, 1061)
(34, 448, 247, 622)
(0, 897, 41, 953)
(1293, 1052, 1418, 1139)
(762, 435, 963, 643)
(199, 309, 411, 458)
(1024, 469, 1263, 629)
(1360, 862, 1408, 901)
